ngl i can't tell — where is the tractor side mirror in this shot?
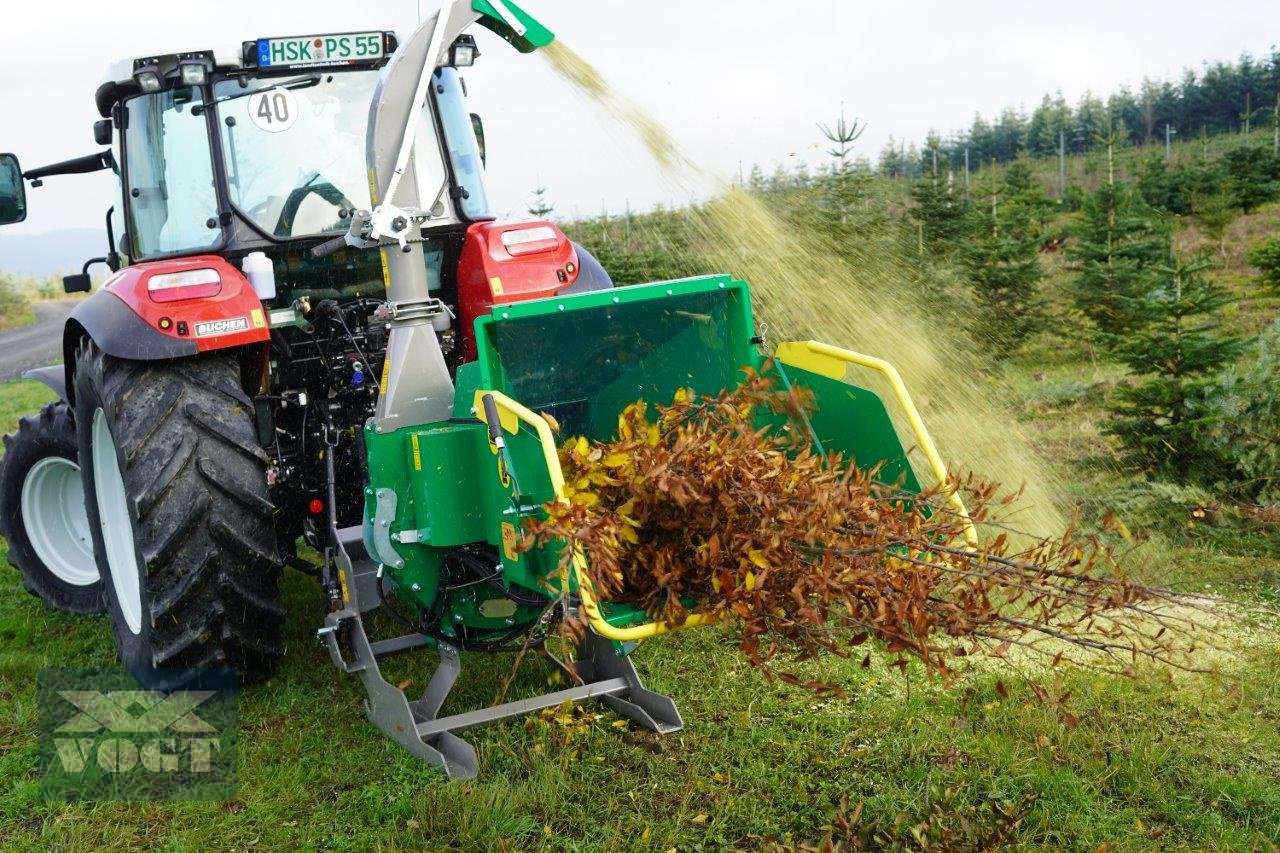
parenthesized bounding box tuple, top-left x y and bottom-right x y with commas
(63, 273, 92, 294)
(470, 113, 486, 167)
(0, 153, 27, 226)
(93, 119, 112, 146)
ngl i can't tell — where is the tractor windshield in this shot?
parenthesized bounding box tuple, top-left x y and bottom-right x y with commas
(214, 70, 448, 240)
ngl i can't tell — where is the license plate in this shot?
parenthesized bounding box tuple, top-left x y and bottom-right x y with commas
(258, 32, 384, 68)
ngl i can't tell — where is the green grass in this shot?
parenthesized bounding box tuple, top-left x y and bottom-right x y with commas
(0, 377, 1279, 849)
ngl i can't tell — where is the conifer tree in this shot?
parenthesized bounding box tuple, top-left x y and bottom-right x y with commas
(1104, 255, 1246, 480)
(909, 136, 969, 253)
(1221, 143, 1280, 213)
(1066, 166, 1171, 338)
(527, 183, 555, 219)
(959, 171, 1043, 357)
(816, 108, 871, 232)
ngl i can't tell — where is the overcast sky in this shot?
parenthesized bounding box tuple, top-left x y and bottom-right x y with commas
(1, 0, 1275, 236)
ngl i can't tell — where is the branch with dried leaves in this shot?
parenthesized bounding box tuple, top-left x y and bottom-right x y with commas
(524, 369, 1233, 695)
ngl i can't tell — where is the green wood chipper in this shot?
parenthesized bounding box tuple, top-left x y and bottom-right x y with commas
(0, 0, 970, 778)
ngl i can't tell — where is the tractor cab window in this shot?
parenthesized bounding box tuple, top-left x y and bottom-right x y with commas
(214, 70, 448, 240)
(433, 67, 490, 220)
(123, 89, 221, 258)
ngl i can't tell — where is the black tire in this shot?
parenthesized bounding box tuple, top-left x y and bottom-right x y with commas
(74, 343, 284, 685)
(0, 402, 103, 613)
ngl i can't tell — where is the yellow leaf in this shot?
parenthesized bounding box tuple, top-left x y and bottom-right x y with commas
(620, 525, 639, 544)
(691, 813, 708, 825)
(744, 571, 757, 591)
(573, 491, 600, 507)
(640, 827, 651, 842)
(748, 549, 769, 569)
(611, 719, 628, 728)
(574, 436, 590, 457)
(673, 387, 689, 404)
(604, 452, 631, 468)
(646, 423, 660, 447)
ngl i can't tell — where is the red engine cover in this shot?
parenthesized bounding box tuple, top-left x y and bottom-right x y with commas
(103, 255, 269, 352)
(456, 220, 580, 360)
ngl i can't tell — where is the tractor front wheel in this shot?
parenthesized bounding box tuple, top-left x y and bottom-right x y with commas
(0, 401, 102, 613)
(74, 343, 285, 686)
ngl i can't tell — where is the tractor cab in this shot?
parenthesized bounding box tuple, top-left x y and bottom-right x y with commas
(101, 34, 484, 257)
(63, 30, 487, 306)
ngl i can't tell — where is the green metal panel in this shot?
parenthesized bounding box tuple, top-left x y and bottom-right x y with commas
(472, 0, 555, 53)
(774, 363, 922, 494)
(474, 275, 761, 440)
(407, 425, 489, 546)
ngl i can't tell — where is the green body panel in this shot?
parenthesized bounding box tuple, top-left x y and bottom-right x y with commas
(362, 274, 922, 638)
(472, 0, 555, 53)
(774, 363, 922, 494)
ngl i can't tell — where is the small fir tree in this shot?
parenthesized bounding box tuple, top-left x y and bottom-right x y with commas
(1066, 179, 1171, 338)
(1103, 255, 1246, 481)
(815, 108, 872, 233)
(1221, 143, 1280, 213)
(527, 184, 555, 219)
(909, 137, 969, 253)
(1245, 238, 1280, 294)
(959, 172, 1043, 357)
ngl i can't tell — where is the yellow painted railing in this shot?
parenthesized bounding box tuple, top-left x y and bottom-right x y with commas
(773, 340, 979, 547)
(474, 389, 699, 640)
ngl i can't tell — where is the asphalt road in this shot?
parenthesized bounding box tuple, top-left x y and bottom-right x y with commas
(0, 300, 78, 384)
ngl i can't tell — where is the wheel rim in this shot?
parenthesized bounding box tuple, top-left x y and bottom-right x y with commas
(19, 456, 97, 586)
(92, 408, 143, 634)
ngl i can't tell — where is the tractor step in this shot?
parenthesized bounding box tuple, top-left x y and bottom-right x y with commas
(319, 524, 681, 778)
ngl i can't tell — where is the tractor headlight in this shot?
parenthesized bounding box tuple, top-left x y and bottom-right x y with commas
(448, 35, 479, 68)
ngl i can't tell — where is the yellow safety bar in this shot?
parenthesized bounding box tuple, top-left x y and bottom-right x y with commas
(474, 389, 707, 640)
(772, 340, 979, 547)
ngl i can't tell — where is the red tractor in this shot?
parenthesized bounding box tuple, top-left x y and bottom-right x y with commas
(0, 2, 600, 687)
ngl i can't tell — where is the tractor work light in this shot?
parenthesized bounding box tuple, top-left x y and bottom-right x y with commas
(133, 64, 163, 93)
(177, 53, 212, 86)
(147, 268, 222, 302)
(448, 34, 479, 67)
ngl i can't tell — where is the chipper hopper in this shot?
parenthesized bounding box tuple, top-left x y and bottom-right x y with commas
(324, 272, 974, 778)
(0, 0, 971, 779)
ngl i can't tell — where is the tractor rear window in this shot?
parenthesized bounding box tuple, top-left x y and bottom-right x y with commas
(123, 89, 221, 259)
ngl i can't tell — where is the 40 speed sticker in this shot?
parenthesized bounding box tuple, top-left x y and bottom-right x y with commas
(194, 317, 250, 337)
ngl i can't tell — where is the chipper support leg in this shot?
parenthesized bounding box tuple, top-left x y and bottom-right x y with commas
(321, 533, 681, 778)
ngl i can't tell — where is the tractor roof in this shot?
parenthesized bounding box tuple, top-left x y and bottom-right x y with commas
(94, 32, 399, 118)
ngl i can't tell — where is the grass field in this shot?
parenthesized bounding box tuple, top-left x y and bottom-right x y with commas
(0, 363, 1278, 850)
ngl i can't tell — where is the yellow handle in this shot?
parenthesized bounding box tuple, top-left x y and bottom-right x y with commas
(773, 340, 979, 547)
(475, 388, 700, 640)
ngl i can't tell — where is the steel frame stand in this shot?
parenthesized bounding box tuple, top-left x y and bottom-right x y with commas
(319, 526, 682, 779)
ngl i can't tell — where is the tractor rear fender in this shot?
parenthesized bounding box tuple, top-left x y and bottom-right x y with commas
(58, 255, 269, 406)
(456, 220, 614, 360)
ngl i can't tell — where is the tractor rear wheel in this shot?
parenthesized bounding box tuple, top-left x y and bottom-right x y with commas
(73, 343, 285, 686)
(0, 401, 102, 613)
